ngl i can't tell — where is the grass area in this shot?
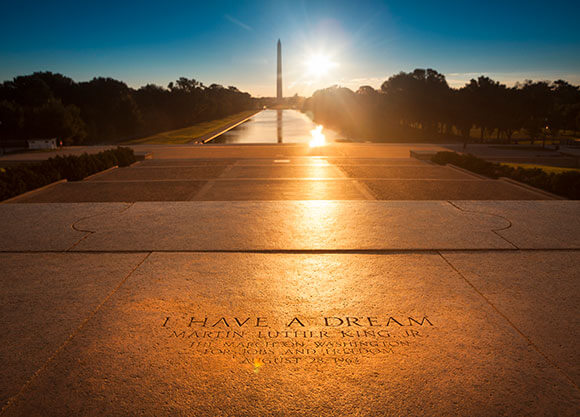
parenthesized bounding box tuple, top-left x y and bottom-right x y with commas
(432, 151, 580, 199)
(500, 163, 580, 174)
(490, 145, 557, 151)
(505, 140, 569, 146)
(465, 127, 580, 142)
(125, 110, 258, 144)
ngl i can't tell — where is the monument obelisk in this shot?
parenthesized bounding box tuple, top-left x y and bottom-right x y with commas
(277, 39, 282, 102)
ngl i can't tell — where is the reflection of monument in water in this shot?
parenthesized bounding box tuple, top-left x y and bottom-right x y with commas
(277, 110, 282, 143)
(277, 39, 283, 143)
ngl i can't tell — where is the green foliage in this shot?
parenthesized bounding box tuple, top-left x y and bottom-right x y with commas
(27, 99, 87, 144)
(0, 147, 136, 201)
(431, 151, 580, 199)
(303, 70, 580, 143)
(127, 110, 257, 144)
(432, 152, 499, 177)
(0, 72, 257, 145)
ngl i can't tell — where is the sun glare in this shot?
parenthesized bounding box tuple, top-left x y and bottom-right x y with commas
(305, 54, 337, 77)
(309, 125, 326, 147)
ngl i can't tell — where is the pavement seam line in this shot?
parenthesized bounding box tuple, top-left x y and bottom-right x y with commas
(0, 252, 152, 416)
(66, 202, 134, 251)
(3, 248, 580, 254)
(437, 251, 580, 392)
(333, 164, 377, 200)
(0, 179, 68, 204)
(82, 165, 118, 181)
(499, 177, 563, 200)
(446, 200, 519, 249)
(81, 178, 504, 182)
(191, 180, 216, 200)
(190, 164, 237, 200)
(445, 163, 488, 179)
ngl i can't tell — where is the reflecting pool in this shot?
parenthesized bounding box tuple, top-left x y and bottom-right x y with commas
(213, 109, 341, 144)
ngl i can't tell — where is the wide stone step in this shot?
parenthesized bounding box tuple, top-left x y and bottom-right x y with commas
(1, 201, 578, 252)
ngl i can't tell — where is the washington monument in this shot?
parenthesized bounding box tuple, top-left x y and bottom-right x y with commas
(277, 39, 282, 101)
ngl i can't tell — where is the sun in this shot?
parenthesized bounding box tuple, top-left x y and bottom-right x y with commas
(305, 54, 337, 77)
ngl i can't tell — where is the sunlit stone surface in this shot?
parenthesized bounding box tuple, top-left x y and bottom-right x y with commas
(1, 253, 579, 416)
(0, 143, 578, 415)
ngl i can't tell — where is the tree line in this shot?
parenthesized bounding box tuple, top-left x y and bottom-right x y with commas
(302, 69, 580, 144)
(0, 72, 257, 145)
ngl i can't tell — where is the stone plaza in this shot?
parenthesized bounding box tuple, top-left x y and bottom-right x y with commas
(0, 142, 578, 415)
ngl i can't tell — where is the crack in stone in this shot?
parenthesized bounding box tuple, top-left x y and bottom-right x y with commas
(438, 251, 580, 392)
(446, 200, 518, 249)
(66, 203, 134, 251)
(0, 252, 152, 416)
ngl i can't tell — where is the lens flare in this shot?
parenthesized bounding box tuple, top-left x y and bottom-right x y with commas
(305, 54, 337, 77)
(309, 125, 326, 147)
(253, 358, 264, 373)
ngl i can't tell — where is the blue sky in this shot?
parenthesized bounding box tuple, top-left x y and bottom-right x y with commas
(1, 0, 579, 96)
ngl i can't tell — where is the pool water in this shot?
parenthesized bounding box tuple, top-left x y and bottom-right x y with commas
(213, 109, 341, 144)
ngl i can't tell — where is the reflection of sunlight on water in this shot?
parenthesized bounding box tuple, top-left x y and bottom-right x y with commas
(309, 125, 326, 147)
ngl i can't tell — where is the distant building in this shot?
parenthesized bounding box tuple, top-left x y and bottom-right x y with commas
(28, 138, 58, 150)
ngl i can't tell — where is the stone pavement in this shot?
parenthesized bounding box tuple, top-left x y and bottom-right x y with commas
(7, 144, 553, 203)
(0, 144, 578, 416)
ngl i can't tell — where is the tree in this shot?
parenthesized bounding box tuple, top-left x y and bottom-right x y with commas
(0, 72, 256, 145)
(519, 81, 553, 146)
(26, 99, 86, 144)
(496, 87, 523, 143)
(0, 100, 23, 140)
(453, 88, 475, 148)
(381, 69, 451, 134)
(551, 80, 580, 142)
(463, 76, 507, 142)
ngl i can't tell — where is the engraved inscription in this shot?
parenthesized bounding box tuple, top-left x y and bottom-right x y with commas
(159, 315, 435, 367)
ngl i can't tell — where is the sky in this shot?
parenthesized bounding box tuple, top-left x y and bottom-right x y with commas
(1, 0, 579, 97)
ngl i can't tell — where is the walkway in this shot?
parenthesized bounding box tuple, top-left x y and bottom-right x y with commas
(0, 143, 578, 416)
